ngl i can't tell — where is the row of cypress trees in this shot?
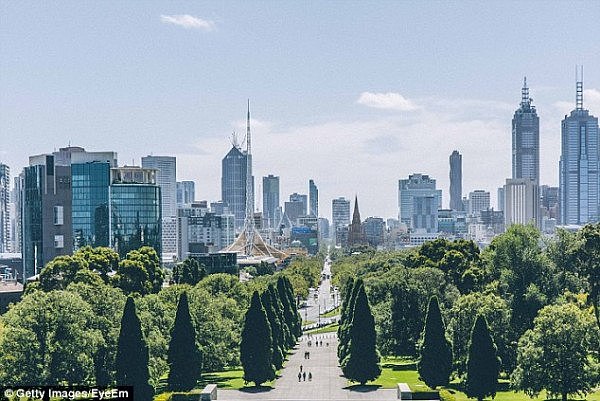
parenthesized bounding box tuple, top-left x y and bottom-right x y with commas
(337, 278, 382, 385)
(115, 292, 202, 401)
(240, 276, 302, 386)
(418, 296, 501, 401)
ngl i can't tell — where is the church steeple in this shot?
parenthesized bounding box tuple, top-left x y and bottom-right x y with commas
(347, 195, 366, 247)
(352, 195, 361, 225)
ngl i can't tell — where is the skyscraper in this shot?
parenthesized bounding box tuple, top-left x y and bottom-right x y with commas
(221, 144, 250, 229)
(0, 163, 9, 253)
(141, 156, 177, 218)
(332, 197, 351, 229)
(262, 175, 279, 227)
(449, 150, 463, 211)
(504, 178, 540, 228)
(176, 181, 195, 206)
(309, 179, 318, 217)
(398, 173, 442, 228)
(289, 193, 308, 216)
(512, 77, 540, 185)
(468, 190, 491, 216)
(559, 70, 599, 225)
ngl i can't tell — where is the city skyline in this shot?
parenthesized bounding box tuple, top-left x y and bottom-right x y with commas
(2, 2, 600, 219)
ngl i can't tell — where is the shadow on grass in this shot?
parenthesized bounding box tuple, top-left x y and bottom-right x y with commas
(381, 362, 417, 371)
(343, 384, 382, 392)
(196, 373, 239, 389)
(238, 385, 274, 393)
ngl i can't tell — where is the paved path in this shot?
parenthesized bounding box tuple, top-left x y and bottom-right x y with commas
(219, 255, 398, 401)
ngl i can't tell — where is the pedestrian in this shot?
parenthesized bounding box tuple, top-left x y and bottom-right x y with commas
(320, 340, 323, 346)
(303, 372, 306, 381)
(308, 372, 312, 381)
(300, 364, 303, 372)
(298, 372, 301, 382)
(307, 351, 310, 359)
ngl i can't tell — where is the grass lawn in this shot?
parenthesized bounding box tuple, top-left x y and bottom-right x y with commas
(305, 322, 339, 334)
(302, 319, 315, 325)
(320, 306, 340, 318)
(376, 357, 600, 401)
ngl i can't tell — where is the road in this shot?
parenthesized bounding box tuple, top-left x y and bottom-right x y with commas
(301, 256, 340, 328)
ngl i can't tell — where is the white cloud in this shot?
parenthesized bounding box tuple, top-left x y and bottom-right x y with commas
(160, 14, 215, 31)
(357, 92, 419, 111)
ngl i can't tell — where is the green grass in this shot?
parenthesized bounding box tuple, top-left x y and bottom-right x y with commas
(304, 322, 339, 334)
(375, 357, 600, 401)
(302, 319, 315, 325)
(320, 306, 340, 318)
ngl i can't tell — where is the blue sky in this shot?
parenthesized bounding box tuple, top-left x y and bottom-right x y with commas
(1, 1, 599, 219)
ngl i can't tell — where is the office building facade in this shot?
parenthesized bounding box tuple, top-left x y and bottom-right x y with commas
(449, 150, 463, 211)
(262, 175, 279, 228)
(398, 174, 442, 229)
(176, 181, 195, 206)
(221, 146, 250, 229)
(309, 179, 318, 217)
(332, 197, 350, 230)
(468, 190, 491, 216)
(559, 76, 599, 225)
(0, 164, 9, 252)
(512, 78, 540, 185)
(504, 178, 540, 228)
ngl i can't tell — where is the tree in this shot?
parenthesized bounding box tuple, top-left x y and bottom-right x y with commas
(39, 255, 89, 291)
(577, 223, 600, 329)
(0, 291, 101, 386)
(127, 247, 164, 293)
(390, 281, 421, 357)
(283, 276, 302, 337)
(75, 246, 120, 282)
(277, 276, 300, 342)
(261, 288, 285, 369)
(173, 258, 206, 286)
(465, 315, 500, 401)
(168, 292, 202, 391)
(116, 297, 154, 401)
(341, 283, 381, 384)
(240, 291, 275, 386)
(511, 303, 598, 401)
(268, 284, 292, 353)
(338, 278, 362, 364)
(113, 259, 151, 295)
(417, 296, 453, 389)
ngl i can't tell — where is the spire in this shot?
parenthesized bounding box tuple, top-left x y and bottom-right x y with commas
(576, 65, 584, 110)
(352, 195, 361, 225)
(521, 76, 530, 107)
(246, 99, 251, 155)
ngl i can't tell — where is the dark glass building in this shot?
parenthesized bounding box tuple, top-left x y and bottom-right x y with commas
(262, 174, 279, 228)
(449, 150, 463, 211)
(309, 179, 318, 217)
(110, 167, 162, 258)
(72, 162, 111, 249)
(221, 146, 250, 229)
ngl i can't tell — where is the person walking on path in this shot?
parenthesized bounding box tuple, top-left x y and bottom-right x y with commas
(300, 364, 303, 372)
(303, 372, 306, 381)
(298, 372, 301, 382)
(308, 372, 312, 381)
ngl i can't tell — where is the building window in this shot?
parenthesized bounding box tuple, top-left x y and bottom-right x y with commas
(54, 235, 64, 249)
(54, 206, 64, 225)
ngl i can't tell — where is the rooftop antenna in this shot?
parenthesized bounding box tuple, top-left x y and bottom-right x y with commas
(521, 76, 530, 107)
(576, 65, 584, 110)
(230, 131, 240, 148)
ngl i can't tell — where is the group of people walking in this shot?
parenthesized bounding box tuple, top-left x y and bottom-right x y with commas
(298, 364, 312, 382)
(297, 333, 336, 383)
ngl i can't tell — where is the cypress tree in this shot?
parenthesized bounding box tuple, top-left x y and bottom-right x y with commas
(261, 288, 285, 369)
(277, 276, 299, 343)
(417, 296, 453, 389)
(240, 291, 276, 386)
(338, 278, 362, 363)
(465, 315, 500, 401)
(269, 284, 292, 352)
(167, 292, 202, 391)
(283, 277, 302, 337)
(341, 284, 381, 384)
(116, 297, 154, 401)
(337, 277, 355, 339)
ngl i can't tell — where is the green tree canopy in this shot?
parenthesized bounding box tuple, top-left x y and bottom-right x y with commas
(172, 258, 206, 286)
(38, 254, 89, 291)
(417, 296, 453, 389)
(341, 282, 381, 384)
(511, 302, 598, 401)
(167, 292, 202, 391)
(240, 291, 275, 386)
(116, 297, 154, 401)
(465, 315, 500, 401)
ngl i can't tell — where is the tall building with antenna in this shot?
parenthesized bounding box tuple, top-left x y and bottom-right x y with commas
(221, 130, 251, 230)
(512, 77, 540, 185)
(559, 67, 599, 225)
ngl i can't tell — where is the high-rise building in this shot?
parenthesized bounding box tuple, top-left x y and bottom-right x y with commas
(284, 200, 305, 225)
(0, 163, 9, 253)
(309, 179, 318, 217)
(398, 174, 442, 228)
(176, 181, 195, 206)
(289, 193, 308, 216)
(363, 217, 385, 248)
(504, 178, 540, 228)
(177, 203, 235, 260)
(332, 197, 351, 229)
(497, 187, 505, 211)
(449, 150, 463, 211)
(412, 196, 439, 233)
(141, 156, 177, 217)
(221, 144, 250, 229)
(22, 147, 116, 278)
(109, 166, 161, 258)
(317, 217, 330, 240)
(262, 175, 279, 228)
(559, 71, 599, 225)
(540, 185, 559, 220)
(468, 190, 491, 216)
(512, 77, 540, 185)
